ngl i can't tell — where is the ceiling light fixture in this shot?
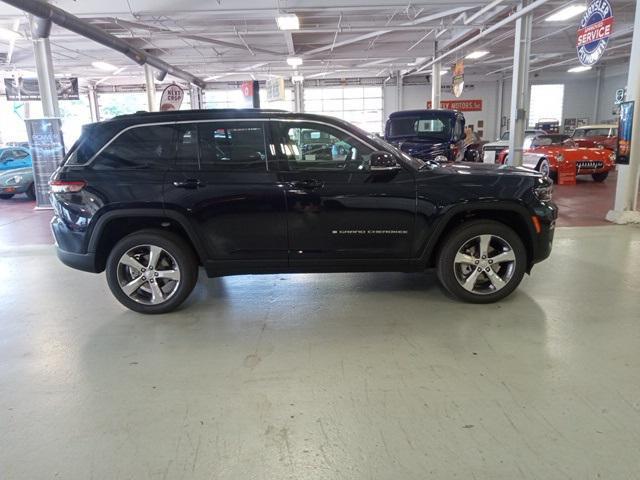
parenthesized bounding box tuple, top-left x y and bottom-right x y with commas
(568, 65, 592, 73)
(465, 50, 489, 60)
(0, 26, 21, 41)
(440, 69, 449, 76)
(277, 14, 300, 31)
(286, 56, 303, 67)
(92, 61, 118, 72)
(545, 4, 587, 22)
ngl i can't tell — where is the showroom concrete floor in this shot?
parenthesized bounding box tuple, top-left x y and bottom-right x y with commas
(1, 225, 640, 479)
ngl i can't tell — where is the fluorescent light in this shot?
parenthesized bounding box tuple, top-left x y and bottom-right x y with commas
(92, 61, 118, 72)
(568, 65, 592, 73)
(546, 4, 587, 22)
(291, 74, 304, 83)
(0, 26, 21, 41)
(286, 56, 303, 67)
(466, 50, 489, 60)
(440, 69, 449, 76)
(276, 14, 300, 31)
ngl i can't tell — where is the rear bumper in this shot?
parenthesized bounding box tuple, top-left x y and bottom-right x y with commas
(51, 214, 99, 273)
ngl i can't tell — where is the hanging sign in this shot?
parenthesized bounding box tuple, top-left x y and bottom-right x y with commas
(159, 84, 184, 111)
(266, 77, 285, 102)
(577, 0, 614, 66)
(616, 101, 634, 165)
(4, 77, 79, 101)
(452, 60, 464, 98)
(25, 118, 65, 209)
(240, 80, 260, 108)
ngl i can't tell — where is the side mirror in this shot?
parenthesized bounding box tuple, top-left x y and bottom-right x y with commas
(369, 151, 400, 171)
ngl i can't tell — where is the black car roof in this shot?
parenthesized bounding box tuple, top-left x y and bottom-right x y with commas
(388, 109, 460, 118)
(86, 108, 367, 133)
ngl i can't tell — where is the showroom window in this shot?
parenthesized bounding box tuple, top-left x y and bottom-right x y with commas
(528, 84, 564, 128)
(204, 88, 294, 111)
(303, 86, 384, 134)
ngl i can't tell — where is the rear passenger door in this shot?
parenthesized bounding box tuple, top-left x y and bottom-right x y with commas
(164, 120, 288, 271)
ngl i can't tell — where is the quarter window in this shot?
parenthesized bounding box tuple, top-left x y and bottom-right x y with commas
(274, 122, 375, 171)
(92, 125, 177, 170)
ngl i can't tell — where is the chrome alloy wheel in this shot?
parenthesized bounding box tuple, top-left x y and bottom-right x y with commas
(453, 234, 516, 295)
(116, 245, 181, 305)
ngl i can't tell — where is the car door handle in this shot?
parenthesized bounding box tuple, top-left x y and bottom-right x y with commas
(173, 179, 204, 189)
(288, 179, 323, 190)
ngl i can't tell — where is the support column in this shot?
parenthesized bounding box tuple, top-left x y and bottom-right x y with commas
(144, 64, 156, 111)
(190, 85, 203, 109)
(88, 84, 100, 122)
(507, 1, 532, 167)
(29, 15, 59, 117)
(495, 76, 504, 140)
(608, 1, 640, 223)
(396, 70, 403, 111)
(431, 40, 441, 109)
(293, 81, 304, 113)
(593, 66, 603, 123)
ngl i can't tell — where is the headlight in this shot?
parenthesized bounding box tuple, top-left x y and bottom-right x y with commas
(434, 155, 448, 162)
(556, 154, 564, 163)
(3, 175, 22, 185)
(533, 178, 553, 202)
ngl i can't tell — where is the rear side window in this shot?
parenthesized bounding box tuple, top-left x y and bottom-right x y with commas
(174, 121, 268, 171)
(92, 125, 177, 170)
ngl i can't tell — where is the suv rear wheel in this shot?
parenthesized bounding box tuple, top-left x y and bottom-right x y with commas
(106, 230, 198, 314)
(436, 220, 526, 303)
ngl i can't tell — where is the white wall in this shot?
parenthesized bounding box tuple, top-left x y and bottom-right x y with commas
(384, 63, 629, 142)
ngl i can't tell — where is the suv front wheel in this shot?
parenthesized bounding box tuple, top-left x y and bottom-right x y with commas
(436, 220, 526, 303)
(106, 230, 198, 314)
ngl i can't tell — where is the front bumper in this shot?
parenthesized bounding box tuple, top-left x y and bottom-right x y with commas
(531, 201, 558, 264)
(0, 185, 28, 195)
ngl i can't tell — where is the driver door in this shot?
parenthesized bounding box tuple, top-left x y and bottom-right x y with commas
(271, 120, 416, 266)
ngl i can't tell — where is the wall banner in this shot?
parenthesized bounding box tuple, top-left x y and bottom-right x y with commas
(452, 60, 464, 98)
(266, 77, 285, 102)
(25, 118, 66, 209)
(617, 101, 634, 165)
(4, 77, 79, 101)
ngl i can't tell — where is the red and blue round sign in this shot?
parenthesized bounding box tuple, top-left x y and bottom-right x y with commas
(576, 0, 614, 66)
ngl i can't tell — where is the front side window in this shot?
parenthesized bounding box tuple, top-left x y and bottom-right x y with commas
(92, 125, 177, 170)
(274, 121, 375, 171)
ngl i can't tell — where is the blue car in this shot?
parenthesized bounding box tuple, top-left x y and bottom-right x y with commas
(0, 146, 32, 171)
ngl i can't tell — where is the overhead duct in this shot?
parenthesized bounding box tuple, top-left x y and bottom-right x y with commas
(1, 0, 206, 88)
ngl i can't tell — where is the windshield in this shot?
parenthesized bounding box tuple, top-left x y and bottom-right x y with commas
(387, 114, 453, 140)
(573, 128, 614, 137)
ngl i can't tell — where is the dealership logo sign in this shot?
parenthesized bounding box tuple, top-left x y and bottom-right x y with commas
(576, 0, 614, 66)
(159, 84, 184, 111)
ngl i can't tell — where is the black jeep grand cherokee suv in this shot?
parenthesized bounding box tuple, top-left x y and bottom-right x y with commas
(50, 109, 556, 314)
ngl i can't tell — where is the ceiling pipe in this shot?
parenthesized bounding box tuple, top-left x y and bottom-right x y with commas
(414, 0, 554, 74)
(1, 0, 206, 88)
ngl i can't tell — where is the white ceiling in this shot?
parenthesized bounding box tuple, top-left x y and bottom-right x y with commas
(0, 0, 636, 86)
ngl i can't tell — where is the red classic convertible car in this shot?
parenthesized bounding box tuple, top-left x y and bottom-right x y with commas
(567, 124, 617, 151)
(498, 134, 615, 182)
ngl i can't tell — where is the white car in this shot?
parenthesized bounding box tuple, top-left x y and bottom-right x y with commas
(482, 129, 547, 163)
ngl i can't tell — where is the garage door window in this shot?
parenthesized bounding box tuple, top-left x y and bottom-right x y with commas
(529, 84, 564, 128)
(303, 86, 384, 134)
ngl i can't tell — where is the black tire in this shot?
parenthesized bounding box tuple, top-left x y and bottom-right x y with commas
(0, 194, 14, 200)
(592, 171, 609, 182)
(105, 229, 198, 314)
(436, 220, 527, 303)
(26, 183, 36, 200)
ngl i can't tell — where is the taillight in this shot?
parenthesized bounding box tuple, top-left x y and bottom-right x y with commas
(49, 180, 86, 193)
(450, 143, 459, 159)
